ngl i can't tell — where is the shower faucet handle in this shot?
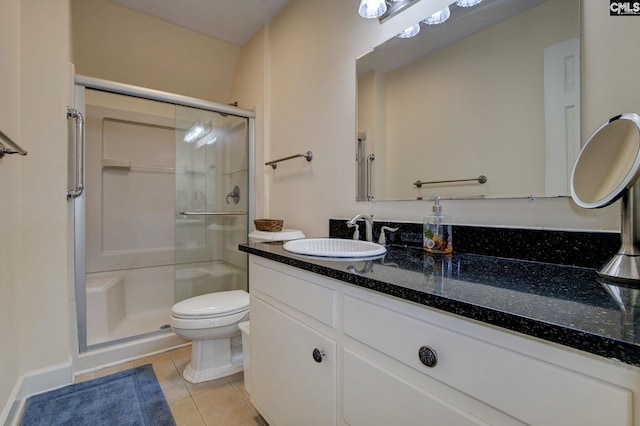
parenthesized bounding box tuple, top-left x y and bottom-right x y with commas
(226, 185, 240, 204)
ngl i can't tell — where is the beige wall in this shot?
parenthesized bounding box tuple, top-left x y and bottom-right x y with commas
(229, 27, 268, 220)
(261, 0, 638, 235)
(0, 0, 23, 412)
(0, 0, 72, 418)
(19, 0, 72, 372)
(71, 0, 241, 103)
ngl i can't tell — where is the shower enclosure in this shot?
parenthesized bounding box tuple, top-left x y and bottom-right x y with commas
(70, 76, 254, 360)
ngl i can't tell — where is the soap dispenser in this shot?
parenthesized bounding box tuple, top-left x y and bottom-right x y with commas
(423, 195, 452, 254)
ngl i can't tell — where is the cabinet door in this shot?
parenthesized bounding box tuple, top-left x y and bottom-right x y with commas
(343, 349, 491, 426)
(251, 296, 336, 426)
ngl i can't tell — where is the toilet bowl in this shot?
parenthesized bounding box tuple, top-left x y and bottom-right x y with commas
(170, 290, 249, 383)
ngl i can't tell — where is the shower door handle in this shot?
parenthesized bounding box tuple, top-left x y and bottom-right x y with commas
(67, 108, 85, 200)
(179, 211, 247, 216)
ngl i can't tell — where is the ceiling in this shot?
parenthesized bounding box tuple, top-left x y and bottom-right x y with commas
(107, 0, 292, 46)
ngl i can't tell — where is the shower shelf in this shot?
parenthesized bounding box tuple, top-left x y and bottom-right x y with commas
(102, 159, 205, 174)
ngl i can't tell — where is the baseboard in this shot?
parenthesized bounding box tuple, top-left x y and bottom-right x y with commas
(0, 360, 72, 426)
(1, 375, 24, 426)
(21, 360, 73, 397)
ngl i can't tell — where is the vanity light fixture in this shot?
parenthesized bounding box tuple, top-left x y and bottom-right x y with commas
(456, 0, 483, 7)
(424, 6, 451, 25)
(397, 23, 421, 39)
(359, 0, 421, 21)
(358, 0, 387, 19)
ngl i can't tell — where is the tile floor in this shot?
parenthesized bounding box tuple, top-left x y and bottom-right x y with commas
(75, 345, 267, 426)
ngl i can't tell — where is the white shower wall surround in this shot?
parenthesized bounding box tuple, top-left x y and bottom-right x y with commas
(72, 78, 254, 368)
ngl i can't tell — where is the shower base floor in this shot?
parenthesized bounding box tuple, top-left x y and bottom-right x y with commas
(88, 307, 172, 347)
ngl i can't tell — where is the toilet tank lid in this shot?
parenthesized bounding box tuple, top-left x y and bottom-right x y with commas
(171, 290, 249, 319)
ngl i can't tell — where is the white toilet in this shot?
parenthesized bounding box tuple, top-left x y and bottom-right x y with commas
(170, 290, 249, 383)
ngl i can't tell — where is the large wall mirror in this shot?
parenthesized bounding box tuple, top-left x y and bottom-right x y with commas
(356, 0, 580, 201)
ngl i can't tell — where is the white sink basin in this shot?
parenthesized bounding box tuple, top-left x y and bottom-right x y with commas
(283, 238, 387, 258)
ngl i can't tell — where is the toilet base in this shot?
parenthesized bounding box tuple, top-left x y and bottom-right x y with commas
(182, 336, 244, 384)
(183, 360, 244, 383)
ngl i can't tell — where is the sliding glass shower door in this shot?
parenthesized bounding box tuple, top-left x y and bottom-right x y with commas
(174, 106, 249, 303)
(77, 85, 250, 352)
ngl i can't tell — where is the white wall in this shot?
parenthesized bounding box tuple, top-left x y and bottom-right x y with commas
(259, 0, 637, 236)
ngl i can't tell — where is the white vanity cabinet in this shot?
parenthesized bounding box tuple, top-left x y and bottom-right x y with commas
(249, 257, 338, 426)
(249, 256, 640, 426)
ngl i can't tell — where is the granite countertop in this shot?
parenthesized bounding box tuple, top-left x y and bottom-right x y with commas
(240, 241, 640, 368)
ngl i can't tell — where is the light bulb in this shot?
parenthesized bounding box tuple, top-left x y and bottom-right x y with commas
(398, 24, 420, 39)
(456, 0, 483, 7)
(358, 0, 387, 19)
(424, 6, 450, 25)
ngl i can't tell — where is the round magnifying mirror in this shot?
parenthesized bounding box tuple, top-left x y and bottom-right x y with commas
(571, 113, 640, 284)
(571, 113, 640, 208)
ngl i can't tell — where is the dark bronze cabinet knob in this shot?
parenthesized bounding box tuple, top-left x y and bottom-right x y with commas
(418, 346, 438, 368)
(312, 348, 325, 363)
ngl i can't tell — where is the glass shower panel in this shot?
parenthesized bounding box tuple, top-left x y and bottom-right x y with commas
(174, 106, 249, 303)
(83, 89, 179, 347)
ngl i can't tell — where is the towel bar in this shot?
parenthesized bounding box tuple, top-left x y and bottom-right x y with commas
(0, 129, 27, 159)
(413, 175, 487, 188)
(266, 151, 313, 169)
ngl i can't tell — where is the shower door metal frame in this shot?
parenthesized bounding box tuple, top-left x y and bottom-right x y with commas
(72, 75, 256, 353)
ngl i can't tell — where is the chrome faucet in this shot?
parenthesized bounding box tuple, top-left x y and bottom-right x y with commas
(346, 214, 374, 242)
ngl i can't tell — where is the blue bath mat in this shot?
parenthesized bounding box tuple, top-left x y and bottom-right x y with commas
(21, 364, 175, 426)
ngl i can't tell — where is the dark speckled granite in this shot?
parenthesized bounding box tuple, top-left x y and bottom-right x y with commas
(240, 241, 640, 367)
(329, 219, 620, 269)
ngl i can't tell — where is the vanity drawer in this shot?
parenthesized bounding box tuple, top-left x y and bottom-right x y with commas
(343, 294, 632, 426)
(250, 257, 336, 328)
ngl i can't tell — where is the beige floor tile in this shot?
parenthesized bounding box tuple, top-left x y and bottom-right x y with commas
(73, 372, 94, 384)
(245, 401, 268, 425)
(169, 345, 192, 363)
(192, 383, 244, 418)
(226, 372, 244, 382)
(160, 377, 191, 404)
(173, 357, 191, 377)
(93, 361, 136, 379)
(135, 352, 181, 382)
(230, 377, 249, 401)
(184, 420, 206, 426)
(184, 376, 229, 396)
(170, 397, 203, 426)
(203, 401, 263, 426)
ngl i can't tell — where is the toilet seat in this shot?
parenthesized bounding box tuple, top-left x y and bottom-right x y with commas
(171, 290, 249, 319)
(170, 309, 249, 330)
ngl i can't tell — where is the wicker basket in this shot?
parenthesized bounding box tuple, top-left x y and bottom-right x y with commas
(254, 219, 284, 232)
